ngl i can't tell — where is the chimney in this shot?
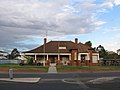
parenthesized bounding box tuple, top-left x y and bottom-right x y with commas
(75, 38, 78, 44)
(44, 38, 47, 45)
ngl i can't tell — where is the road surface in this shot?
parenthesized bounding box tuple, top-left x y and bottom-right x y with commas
(0, 71, 120, 90)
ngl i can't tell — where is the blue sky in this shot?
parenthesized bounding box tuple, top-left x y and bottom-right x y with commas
(0, 0, 120, 52)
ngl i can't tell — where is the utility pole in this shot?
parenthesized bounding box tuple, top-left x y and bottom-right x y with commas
(43, 45, 45, 66)
(43, 31, 48, 66)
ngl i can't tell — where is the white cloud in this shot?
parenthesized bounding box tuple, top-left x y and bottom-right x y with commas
(94, 21, 107, 26)
(100, 2, 114, 8)
(114, 0, 120, 5)
(97, 0, 120, 13)
(0, 0, 117, 51)
(115, 33, 120, 38)
(99, 0, 120, 8)
(97, 8, 108, 13)
(103, 27, 120, 33)
(104, 42, 120, 52)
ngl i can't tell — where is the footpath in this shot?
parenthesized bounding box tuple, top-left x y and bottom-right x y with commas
(0, 78, 40, 83)
(0, 64, 57, 83)
(48, 63, 57, 73)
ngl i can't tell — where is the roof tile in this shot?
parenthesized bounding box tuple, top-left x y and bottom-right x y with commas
(24, 41, 94, 53)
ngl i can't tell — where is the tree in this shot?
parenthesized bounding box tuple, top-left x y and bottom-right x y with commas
(104, 51, 119, 59)
(10, 48, 20, 59)
(25, 56, 33, 64)
(96, 45, 120, 59)
(96, 45, 107, 58)
(85, 41, 92, 47)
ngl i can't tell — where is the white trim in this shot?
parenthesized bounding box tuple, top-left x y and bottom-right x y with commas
(92, 53, 99, 60)
(92, 55, 98, 63)
(59, 53, 71, 55)
(24, 53, 36, 55)
(58, 54, 60, 60)
(78, 53, 89, 60)
(24, 53, 71, 55)
(35, 54, 37, 60)
(78, 53, 99, 61)
(59, 47, 66, 49)
(47, 54, 48, 60)
(69, 55, 71, 60)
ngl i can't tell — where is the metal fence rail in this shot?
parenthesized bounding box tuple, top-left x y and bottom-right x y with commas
(0, 59, 21, 64)
(100, 59, 120, 66)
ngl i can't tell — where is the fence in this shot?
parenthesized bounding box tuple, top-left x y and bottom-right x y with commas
(100, 59, 120, 66)
(0, 59, 21, 64)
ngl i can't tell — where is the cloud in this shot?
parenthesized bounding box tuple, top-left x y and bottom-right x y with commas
(94, 21, 107, 26)
(102, 0, 120, 7)
(100, 2, 114, 9)
(103, 27, 120, 33)
(114, 0, 120, 5)
(97, 0, 120, 13)
(0, 0, 117, 51)
(104, 42, 120, 52)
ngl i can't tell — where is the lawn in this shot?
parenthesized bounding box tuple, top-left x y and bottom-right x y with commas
(0, 64, 49, 70)
(57, 66, 120, 71)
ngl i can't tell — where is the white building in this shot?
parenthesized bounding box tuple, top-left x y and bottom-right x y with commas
(0, 51, 8, 59)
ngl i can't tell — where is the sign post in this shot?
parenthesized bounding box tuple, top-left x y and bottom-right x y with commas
(9, 68, 13, 79)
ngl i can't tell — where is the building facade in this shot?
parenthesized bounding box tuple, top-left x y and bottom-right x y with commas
(23, 38, 99, 66)
(0, 51, 8, 59)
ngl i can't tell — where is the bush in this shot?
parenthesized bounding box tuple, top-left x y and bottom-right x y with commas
(27, 57, 33, 64)
(19, 63, 24, 66)
(37, 63, 42, 66)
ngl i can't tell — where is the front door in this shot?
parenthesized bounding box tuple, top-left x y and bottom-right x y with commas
(51, 57, 55, 63)
(49, 56, 57, 63)
(49, 57, 56, 66)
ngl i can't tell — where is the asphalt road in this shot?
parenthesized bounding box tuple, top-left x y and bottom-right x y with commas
(0, 71, 120, 90)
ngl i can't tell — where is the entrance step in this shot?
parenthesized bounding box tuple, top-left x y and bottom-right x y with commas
(50, 63, 56, 66)
(48, 66, 57, 73)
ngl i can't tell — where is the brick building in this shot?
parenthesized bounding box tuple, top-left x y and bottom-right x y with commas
(23, 38, 99, 66)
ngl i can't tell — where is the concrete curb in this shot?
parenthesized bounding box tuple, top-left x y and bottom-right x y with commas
(0, 78, 40, 83)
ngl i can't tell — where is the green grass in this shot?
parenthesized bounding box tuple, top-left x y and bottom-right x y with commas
(0, 64, 49, 70)
(57, 66, 120, 70)
(1, 64, 120, 71)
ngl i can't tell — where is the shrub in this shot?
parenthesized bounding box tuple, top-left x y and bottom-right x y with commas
(27, 57, 33, 64)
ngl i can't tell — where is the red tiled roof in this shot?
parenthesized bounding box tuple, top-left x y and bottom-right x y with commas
(24, 41, 94, 53)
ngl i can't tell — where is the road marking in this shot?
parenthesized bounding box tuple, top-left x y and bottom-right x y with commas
(62, 78, 89, 89)
(41, 79, 61, 81)
(88, 76, 120, 84)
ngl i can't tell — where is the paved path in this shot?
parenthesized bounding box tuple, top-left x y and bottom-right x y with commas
(0, 78, 40, 83)
(48, 63, 57, 73)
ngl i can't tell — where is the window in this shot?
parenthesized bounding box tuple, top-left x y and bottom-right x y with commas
(81, 54, 86, 63)
(74, 52, 77, 60)
(59, 47, 66, 49)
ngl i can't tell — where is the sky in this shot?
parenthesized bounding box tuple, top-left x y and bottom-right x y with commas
(0, 0, 120, 52)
